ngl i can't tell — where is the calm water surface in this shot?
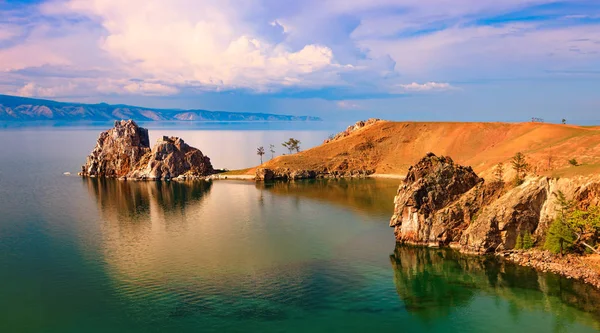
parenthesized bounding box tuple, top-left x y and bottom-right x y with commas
(1, 123, 600, 332)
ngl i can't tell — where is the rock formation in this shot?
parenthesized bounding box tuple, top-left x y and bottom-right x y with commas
(81, 120, 151, 178)
(390, 153, 600, 253)
(389, 153, 485, 247)
(80, 120, 214, 180)
(127, 136, 213, 180)
(323, 118, 381, 144)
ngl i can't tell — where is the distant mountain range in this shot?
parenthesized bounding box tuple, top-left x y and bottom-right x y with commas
(0, 94, 321, 122)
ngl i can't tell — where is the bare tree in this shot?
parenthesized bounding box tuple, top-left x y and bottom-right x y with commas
(269, 144, 276, 160)
(257, 146, 265, 164)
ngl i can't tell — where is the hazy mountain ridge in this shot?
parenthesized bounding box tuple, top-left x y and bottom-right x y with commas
(0, 94, 321, 122)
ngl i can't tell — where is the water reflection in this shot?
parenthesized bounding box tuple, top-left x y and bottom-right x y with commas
(255, 178, 400, 217)
(81, 178, 375, 322)
(390, 246, 600, 330)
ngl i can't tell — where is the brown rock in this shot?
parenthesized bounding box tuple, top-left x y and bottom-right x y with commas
(81, 120, 214, 180)
(389, 153, 483, 246)
(460, 178, 548, 253)
(128, 136, 214, 180)
(81, 120, 150, 177)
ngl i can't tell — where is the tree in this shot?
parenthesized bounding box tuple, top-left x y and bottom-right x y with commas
(282, 138, 301, 154)
(257, 146, 265, 164)
(544, 191, 600, 255)
(568, 158, 579, 166)
(511, 152, 529, 186)
(562, 119, 567, 125)
(522, 231, 534, 249)
(493, 162, 505, 184)
(269, 144, 276, 160)
(565, 206, 600, 254)
(515, 233, 523, 250)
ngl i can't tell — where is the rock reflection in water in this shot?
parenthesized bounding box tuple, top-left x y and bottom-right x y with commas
(84, 178, 212, 225)
(390, 246, 600, 330)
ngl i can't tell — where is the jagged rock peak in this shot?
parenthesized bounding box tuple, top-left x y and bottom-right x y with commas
(80, 120, 151, 177)
(80, 120, 214, 180)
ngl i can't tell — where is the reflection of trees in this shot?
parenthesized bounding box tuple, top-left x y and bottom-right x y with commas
(255, 178, 399, 216)
(390, 246, 600, 330)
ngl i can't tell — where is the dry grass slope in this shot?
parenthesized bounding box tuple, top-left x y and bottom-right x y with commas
(244, 121, 600, 180)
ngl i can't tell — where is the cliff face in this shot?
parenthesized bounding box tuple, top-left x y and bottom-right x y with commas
(81, 120, 214, 180)
(390, 153, 600, 253)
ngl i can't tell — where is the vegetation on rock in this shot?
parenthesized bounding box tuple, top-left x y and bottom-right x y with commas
(545, 191, 600, 255)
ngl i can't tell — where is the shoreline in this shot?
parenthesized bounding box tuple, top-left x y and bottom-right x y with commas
(498, 249, 600, 289)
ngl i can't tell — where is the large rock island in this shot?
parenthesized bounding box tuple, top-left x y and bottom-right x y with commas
(80, 120, 214, 180)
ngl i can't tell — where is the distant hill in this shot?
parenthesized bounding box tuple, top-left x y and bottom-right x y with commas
(0, 94, 321, 122)
(244, 120, 600, 179)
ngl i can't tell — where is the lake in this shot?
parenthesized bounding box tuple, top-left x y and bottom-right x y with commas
(1, 122, 600, 333)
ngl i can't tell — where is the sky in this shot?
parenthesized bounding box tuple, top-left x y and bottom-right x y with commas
(1, 0, 600, 123)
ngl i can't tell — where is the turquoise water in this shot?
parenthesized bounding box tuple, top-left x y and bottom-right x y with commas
(1, 125, 600, 332)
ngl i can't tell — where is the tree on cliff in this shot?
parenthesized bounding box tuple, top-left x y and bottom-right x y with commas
(493, 162, 505, 183)
(282, 138, 301, 154)
(257, 146, 265, 164)
(269, 144, 276, 160)
(511, 152, 529, 185)
(545, 191, 600, 255)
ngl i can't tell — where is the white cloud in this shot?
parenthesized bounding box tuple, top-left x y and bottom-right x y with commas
(398, 82, 453, 92)
(39, 0, 343, 91)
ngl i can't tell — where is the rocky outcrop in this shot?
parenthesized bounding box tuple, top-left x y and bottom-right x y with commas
(81, 120, 214, 180)
(323, 118, 381, 143)
(80, 120, 151, 177)
(390, 153, 600, 254)
(389, 153, 485, 246)
(127, 136, 213, 180)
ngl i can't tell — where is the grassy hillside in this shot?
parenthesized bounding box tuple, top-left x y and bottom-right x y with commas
(247, 121, 600, 180)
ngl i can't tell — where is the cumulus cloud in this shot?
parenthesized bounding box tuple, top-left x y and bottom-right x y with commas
(41, 0, 345, 91)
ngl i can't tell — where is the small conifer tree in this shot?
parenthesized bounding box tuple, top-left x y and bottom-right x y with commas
(515, 233, 523, 250)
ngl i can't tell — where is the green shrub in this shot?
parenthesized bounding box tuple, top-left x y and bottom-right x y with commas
(568, 158, 579, 166)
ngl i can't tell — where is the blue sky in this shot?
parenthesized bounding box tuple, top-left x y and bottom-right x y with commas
(1, 0, 600, 122)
